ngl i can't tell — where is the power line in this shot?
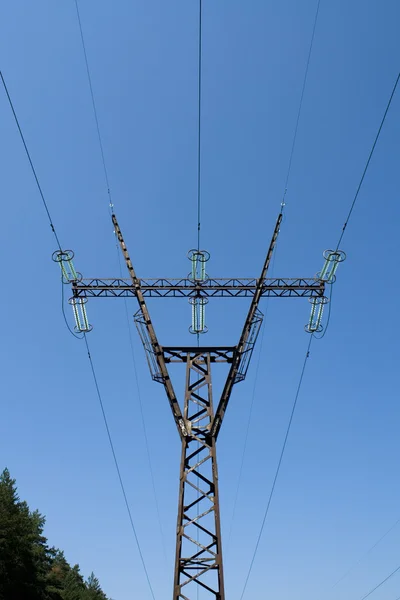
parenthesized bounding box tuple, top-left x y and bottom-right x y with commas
(74, 0, 114, 214)
(1, 69, 82, 340)
(84, 335, 157, 600)
(196, 0, 203, 558)
(196, 0, 203, 563)
(332, 516, 400, 588)
(0, 70, 62, 250)
(239, 335, 313, 600)
(74, 0, 168, 571)
(359, 563, 400, 600)
(336, 71, 400, 250)
(197, 0, 203, 250)
(228, 0, 321, 555)
(315, 68, 400, 600)
(196, 0, 203, 569)
(311, 73, 399, 342)
(116, 250, 169, 569)
(226, 245, 279, 559)
(235, 2, 321, 589)
(313, 71, 400, 600)
(2, 71, 157, 599)
(281, 0, 321, 209)
(225, 319, 266, 559)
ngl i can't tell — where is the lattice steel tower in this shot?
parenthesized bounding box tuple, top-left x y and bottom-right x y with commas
(57, 208, 327, 599)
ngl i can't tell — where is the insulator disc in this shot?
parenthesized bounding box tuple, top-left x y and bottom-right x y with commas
(323, 249, 346, 262)
(52, 249, 75, 263)
(187, 249, 210, 262)
(316, 271, 336, 284)
(304, 323, 323, 334)
(188, 296, 209, 306)
(189, 325, 208, 335)
(74, 324, 93, 333)
(308, 295, 329, 306)
(68, 296, 88, 306)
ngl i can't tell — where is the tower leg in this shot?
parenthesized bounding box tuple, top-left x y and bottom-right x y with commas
(173, 352, 225, 600)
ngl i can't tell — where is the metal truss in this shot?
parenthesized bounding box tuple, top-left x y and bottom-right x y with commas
(71, 277, 324, 298)
(211, 213, 281, 439)
(174, 352, 224, 600)
(112, 215, 187, 439)
(67, 212, 323, 599)
(163, 347, 235, 364)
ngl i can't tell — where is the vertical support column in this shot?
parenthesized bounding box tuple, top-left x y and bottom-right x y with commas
(173, 353, 225, 600)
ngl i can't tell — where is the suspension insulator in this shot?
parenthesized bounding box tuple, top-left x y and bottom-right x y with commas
(187, 249, 210, 334)
(52, 250, 81, 283)
(189, 296, 208, 334)
(187, 249, 210, 282)
(69, 297, 93, 333)
(317, 249, 346, 284)
(305, 296, 329, 333)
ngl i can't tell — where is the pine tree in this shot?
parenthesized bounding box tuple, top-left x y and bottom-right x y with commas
(0, 468, 49, 600)
(0, 469, 109, 600)
(62, 564, 85, 600)
(84, 572, 107, 600)
(46, 550, 70, 599)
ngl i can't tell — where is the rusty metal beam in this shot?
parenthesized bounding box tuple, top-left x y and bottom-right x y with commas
(66, 212, 324, 600)
(173, 353, 225, 600)
(72, 277, 324, 298)
(210, 214, 282, 439)
(112, 215, 187, 439)
(163, 347, 235, 364)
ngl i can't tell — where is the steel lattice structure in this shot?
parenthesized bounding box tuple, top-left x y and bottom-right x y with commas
(67, 213, 324, 599)
(173, 351, 225, 598)
(71, 277, 324, 299)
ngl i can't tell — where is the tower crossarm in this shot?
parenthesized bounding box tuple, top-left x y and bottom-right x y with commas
(210, 213, 283, 440)
(163, 347, 235, 364)
(112, 214, 187, 439)
(71, 277, 324, 298)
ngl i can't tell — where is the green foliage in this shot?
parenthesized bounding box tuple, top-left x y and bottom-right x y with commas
(84, 573, 108, 600)
(0, 469, 49, 600)
(62, 565, 85, 600)
(0, 469, 109, 600)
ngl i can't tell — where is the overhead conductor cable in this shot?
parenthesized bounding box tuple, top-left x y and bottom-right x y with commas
(237, 1, 322, 595)
(74, 0, 170, 575)
(0, 68, 157, 600)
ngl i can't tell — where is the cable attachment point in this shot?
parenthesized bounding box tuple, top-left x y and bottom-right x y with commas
(305, 295, 329, 333)
(52, 250, 82, 284)
(317, 249, 346, 284)
(69, 297, 93, 333)
(189, 296, 209, 335)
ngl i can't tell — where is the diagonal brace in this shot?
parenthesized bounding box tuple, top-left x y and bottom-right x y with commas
(112, 214, 187, 439)
(210, 212, 282, 439)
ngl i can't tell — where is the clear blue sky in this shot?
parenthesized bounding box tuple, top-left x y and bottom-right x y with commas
(1, 1, 399, 599)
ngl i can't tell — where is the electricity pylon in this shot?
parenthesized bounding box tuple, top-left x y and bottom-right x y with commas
(63, 213, 325, 599)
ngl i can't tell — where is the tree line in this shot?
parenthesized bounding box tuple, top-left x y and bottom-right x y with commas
(0, 468, 111, 600)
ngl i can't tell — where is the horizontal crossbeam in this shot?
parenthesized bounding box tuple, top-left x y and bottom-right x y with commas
(163, 347, 235, 363)
(72, 277, 324, 298)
